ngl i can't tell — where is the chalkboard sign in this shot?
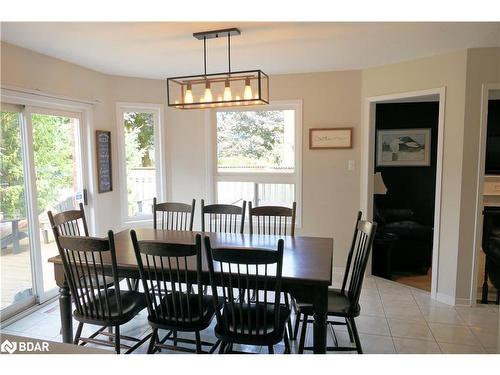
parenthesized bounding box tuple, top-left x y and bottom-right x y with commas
(96, 130, 112, 193)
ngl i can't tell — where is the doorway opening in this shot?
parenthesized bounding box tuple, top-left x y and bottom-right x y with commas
(371, 98, 439, 292)
(361, 88, 445, 299)
(472, 85, 500, 305)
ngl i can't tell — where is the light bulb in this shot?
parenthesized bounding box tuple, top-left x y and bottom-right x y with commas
(184, 84, 193, 104)
(223, 80, 232, 101)
(243, 78, 253, 100)
(204, 81, 213, 102)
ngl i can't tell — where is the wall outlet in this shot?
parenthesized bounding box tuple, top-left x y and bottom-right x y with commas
(348, 160, 355, 171)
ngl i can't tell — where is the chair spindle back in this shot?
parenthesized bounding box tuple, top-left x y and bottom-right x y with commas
(56, 231, 121, 321)
(205, 237, 284, 336)
(48, 202, 89, 238)
(342, 218, 377, 311)
(131, 230, 203, 326)
(201, 199, 246, 234)
(153, 198, 195, 231)
(248, 202, 296, 236)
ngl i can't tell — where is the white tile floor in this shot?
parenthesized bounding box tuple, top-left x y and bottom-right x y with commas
(1, 275, 499, 354)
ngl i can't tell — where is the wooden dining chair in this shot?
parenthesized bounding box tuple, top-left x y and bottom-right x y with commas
(294, 212, 377, 354)
(201, 199, 246, 234)
(48, 202, 89, 237)
(204, 236, 291, 354)
(248, 201, 297, 338)
(48, 204, 130, 290)
(153, 198, 195, 231)
(55, 231, 150, 353)
(131, 230, 220, 354)
(248, 202, 297, 236)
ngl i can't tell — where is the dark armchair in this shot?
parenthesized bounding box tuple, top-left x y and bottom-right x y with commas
(374, 206, 433, 275)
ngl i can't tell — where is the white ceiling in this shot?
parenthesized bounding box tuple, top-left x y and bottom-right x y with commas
(1, 22, 499, 79)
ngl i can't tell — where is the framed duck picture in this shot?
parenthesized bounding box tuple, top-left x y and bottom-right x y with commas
(376, 128, 431, 167)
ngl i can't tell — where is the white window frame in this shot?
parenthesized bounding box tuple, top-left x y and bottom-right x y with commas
(116, 102, 165, 226)
(208, 100, 303, 227)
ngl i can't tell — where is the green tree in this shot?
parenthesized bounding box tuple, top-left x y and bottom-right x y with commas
(217, 110, 285, 167)
(0, 112, 26, 218)
(0, 112, 74, 218)
(32, 114, 73, 213)
(124, 112, 154, 167)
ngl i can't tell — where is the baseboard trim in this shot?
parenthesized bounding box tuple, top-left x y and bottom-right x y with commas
(454, 297, 472, 306)
(435, 292, 456, 306)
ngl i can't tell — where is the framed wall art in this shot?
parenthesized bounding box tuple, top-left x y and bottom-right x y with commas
(309, 127, 353, 149)
(96, 130, 113, 193)
(376, 128, 431, 167)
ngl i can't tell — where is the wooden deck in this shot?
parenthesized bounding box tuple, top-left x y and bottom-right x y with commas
(0, 235, 59, 310)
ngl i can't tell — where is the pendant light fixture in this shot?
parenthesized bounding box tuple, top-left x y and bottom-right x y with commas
(167, 28, 269, 109)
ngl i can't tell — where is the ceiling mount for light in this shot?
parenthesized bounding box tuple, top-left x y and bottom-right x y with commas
(167, 28, 269, 109)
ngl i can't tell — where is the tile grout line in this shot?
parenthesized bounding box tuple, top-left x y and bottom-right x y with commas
(373, 279, 397, 353)
(410, 285, 443, 353)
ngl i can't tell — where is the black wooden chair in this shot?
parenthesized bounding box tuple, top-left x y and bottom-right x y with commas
(248, 201, 297, 339)
(201, 199, 246, 234)
(48, 204, 130, 290)
(204, 236, 291, 354)
(248, 202, 297, 236)
(153, 198, 195, 231)
(55, 231, 149, 353)
(131, 230, 220, 354)
(48, 202, 89, 237)
(295, 212, 377, 354)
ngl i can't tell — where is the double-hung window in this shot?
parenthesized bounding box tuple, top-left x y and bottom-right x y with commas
(213, 101, 302, 224)
(117, 103, 164, 224)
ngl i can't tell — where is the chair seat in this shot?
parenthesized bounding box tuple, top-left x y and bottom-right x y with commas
(74, 290, 147, 325)
(296, 289, 360, 317)
(214, 303, 291, 346)
(148, 292, 220, 331)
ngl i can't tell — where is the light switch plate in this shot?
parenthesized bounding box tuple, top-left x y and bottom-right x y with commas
(348, 160, 355, 171)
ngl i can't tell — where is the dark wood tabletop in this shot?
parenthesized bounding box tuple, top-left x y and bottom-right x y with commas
(49, 228, 333, 286)
(49, 228, 334, 353)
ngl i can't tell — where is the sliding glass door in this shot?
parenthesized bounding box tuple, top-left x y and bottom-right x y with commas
(0, 103, 89, 319)
(30, 108, 85, 296)
(0, 105, 35, 315)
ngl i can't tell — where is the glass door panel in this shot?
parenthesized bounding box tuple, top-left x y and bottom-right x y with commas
(31, 111, 84, 295)
(0, 108, 35, 314)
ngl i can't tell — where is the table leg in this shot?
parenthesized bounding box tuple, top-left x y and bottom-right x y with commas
(59, 281, 73, 343)
(12, 220, 20, 254)
(313, 286, 328, 354)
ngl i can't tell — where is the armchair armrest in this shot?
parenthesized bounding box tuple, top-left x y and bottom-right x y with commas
(378, 208, 415, 222)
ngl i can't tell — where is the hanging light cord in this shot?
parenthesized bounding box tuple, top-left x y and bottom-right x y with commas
(228, 32, 231, 74)
(203, 36, 207, 77)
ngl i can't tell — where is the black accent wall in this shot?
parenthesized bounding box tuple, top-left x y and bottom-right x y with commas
(375, 102, 439, 227)
(485, 99, 500, 174)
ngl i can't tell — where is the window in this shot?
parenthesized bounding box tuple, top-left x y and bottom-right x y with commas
(117, 103, 164, 223)
(213, 102, 302, 221)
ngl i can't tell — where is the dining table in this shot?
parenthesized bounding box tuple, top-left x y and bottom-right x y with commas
(49, 228, 334, 354)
